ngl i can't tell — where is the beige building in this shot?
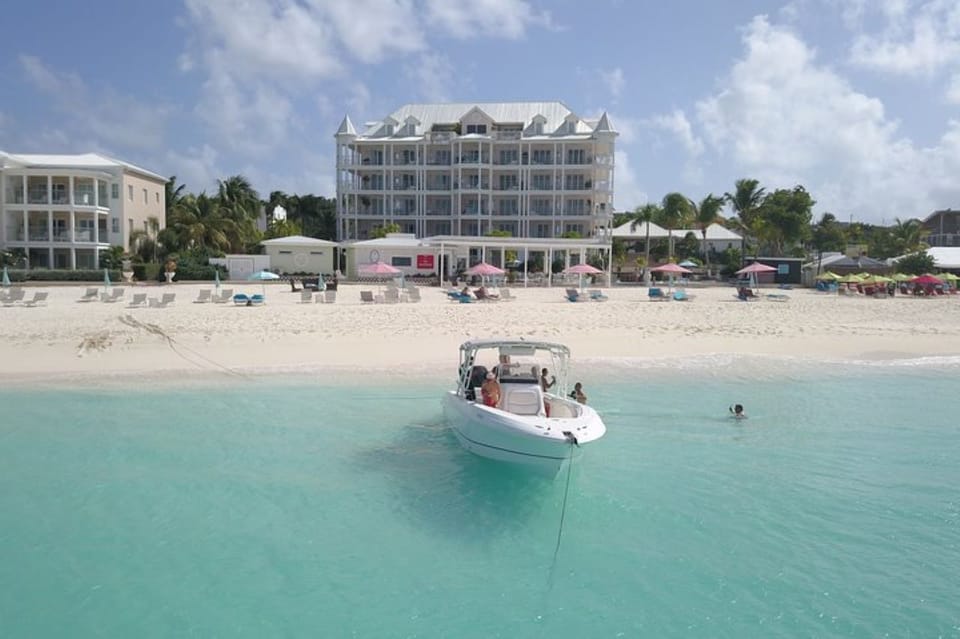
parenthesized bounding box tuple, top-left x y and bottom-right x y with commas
(0, 152, 166, 269)
(335, 102, 617, 241)
(260, 235, 338, 275)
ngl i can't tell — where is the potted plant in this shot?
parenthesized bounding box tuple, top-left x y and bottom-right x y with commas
(164, 258, 177, 284)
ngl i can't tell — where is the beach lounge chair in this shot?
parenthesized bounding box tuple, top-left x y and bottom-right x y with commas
(78, 287, 99, 302)
(194, 289, 212, 303)
(648, 287, 665, 301)
(233, 293, 250, 306)
(565, 288, 587, 302)
(499, 288, 515, 301)
(149, 293, 176, 308)
(1, 288, 25, 305)
(101, 288, 124, 303)
(249, 294, 265, 306)
(22, 291, 48, 307)
(589, 289, 609, 301)
(406, 288, 421, 303)
(672, 290, 690, 301)
(360, 290, 376, 303)
(128, 293, 148, 308)
(323, 289, 336, 304)
(300, 289, 314, 303)
(384, 288, 400, 304)
(213, 289, 234, 303)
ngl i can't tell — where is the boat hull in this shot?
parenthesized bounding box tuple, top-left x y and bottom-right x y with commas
(442, 391, 605, 475)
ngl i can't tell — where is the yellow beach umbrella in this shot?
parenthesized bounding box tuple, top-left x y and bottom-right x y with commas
(816, 271, 842, 281)
(940, 272, 959, 282)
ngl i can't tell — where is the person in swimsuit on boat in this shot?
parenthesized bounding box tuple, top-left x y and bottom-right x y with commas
(481, 372, 501, 408)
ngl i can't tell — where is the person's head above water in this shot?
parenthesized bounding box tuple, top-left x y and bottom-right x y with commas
(730, 403, 745, 417)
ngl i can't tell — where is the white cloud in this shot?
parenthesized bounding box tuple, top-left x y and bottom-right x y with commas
(600, 67, 625, 100)
(323, 0, 426, 63)
(646, 110, 704, 157)
(424, 0, 554, 39)
(404, 52, 455, 102)
(946, 74, 960, 104)
(695, 15, 960, 221)
(19, 55, 171, 152)
(162, 144, 223, 194)
(612, 150, 648, 211)
(847, 0, 960, 75)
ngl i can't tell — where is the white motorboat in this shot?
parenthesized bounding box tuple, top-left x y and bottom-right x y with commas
(442, 339, 606, 475)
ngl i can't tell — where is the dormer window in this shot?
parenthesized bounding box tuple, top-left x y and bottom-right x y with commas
(465, 124, 487, 134)
(534, 122, 544, 135)
(385, 124, 395, 136)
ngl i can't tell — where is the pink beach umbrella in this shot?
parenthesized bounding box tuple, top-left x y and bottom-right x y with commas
(465, 261, 505, 287)
(650, 262, 692, 293)
(563, 263, 603, 293)
(360, 261, 401, 293)
(736, 261, 778, 290)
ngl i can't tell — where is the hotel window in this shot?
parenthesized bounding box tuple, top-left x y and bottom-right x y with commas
(111, 218, 119, 233)
(465, 124, 487, 134)
(128, 218, 134, 233)
(155, 192, 160, 204)
(531, 149, 552, 165)
(143, 188, 148, 204)
(112, 184, 120, 199)
(391, 256, 412, 267)
(128, 185, 134, 200)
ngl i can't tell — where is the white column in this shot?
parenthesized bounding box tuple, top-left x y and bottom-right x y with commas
(93, 211, 100, 244)
(69, 210, 75, 243)
(47, 211, 53, 245)
(22, 210, 28, 242)
(69, 176, 75, 205)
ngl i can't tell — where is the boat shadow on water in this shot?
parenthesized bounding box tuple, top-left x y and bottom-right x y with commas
(353, 415, 563, 543)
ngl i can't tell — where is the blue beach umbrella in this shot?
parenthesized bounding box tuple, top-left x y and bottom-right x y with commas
(214, 269, 221, 293)
(247, 269, 280, 299)
(2, 266, 10, 288)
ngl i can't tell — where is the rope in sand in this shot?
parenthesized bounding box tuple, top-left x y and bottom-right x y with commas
(118, 314, 250, 379)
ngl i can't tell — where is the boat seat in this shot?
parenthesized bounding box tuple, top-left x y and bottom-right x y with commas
(502, 387, 543, 416)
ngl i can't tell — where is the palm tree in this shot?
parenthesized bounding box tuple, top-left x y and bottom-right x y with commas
(217, 175, 261, 251)
(659, 192, 692, 261)
(165, 176, 187, 220)
(724, 178, 765, 254)
(891, 217, 926, 255)
(629, 203, 660, 279)
(166, 193, 237, 253)
(692, 194, 725, 274)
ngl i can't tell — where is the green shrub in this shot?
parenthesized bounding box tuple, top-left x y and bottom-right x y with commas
(4, 269, 121, 282)
(132, 263, 162, 282)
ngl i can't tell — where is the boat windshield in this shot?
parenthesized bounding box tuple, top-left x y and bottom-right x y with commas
(457, 342, 569, 395)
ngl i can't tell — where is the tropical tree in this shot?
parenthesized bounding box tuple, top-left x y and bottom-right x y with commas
(692, 194, 725, 274)
(165, 176, 187, 219)
(810, 212, 846, 274)
(724, 178, 766, 254)
(758, 186, 814, 256)
(659, 192, 693, 260)
(164, 192, 237, 254)
(891, 217, 927, 255)
(371, 222, 401, 239)
(629, 203, 660, 278)
(217, 175, 261, 250)
(895, 250, 935, 275)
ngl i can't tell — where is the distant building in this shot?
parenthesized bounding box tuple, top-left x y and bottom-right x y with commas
(611, 221, 743, 255)
(334, 102, 617, 241)
(0, 152, 166, 269)
(922, 209, 960, 247)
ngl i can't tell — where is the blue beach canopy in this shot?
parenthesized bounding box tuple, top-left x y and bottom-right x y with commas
(2, 266, 10, 288)
(247, 269, 279, 298)
(103, 268, 112, 290)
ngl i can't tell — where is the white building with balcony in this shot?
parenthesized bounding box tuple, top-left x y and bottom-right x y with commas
(335, 102, 617, 240)
(0, 152, 166, 269)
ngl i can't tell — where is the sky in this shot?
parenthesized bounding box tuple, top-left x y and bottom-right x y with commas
(1, 0, 959, 225)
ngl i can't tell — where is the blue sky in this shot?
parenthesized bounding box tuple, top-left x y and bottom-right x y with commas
(2, 0, 959, 225)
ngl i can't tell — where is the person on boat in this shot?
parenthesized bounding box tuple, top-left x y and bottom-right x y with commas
(729, 404, 746, 419)
(481, 372, 501, 408)
(540, 368, 556, 393)
(569, 382, 587, 404)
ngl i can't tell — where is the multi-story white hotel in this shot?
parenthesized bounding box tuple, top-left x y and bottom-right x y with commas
(334, 102, 617, 241)
(0, 152, 167, 269)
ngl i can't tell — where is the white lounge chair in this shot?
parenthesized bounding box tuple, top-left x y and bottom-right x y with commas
(128, 293, 148, 307)
(212, 289, 234, 303)
(360, 290, 376, 303)
(323, 289, 336, 304)
(1, 288, 25, 305)
(77, 287, 99, 302)
(194, 289, 212, 303)
(149, 293, 176, 308)
(300, 290, 314, 303)
(22, 291, 48, 307)
(101, 288, 124, 303)
(499, 288, 516, 301)
(384, 288, 400, 304)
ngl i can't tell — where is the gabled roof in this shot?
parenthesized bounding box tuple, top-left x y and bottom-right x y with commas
(0, 150, 166, 182)
(612, 221, 743, 241)
(611, 219, 669, 238)
(358, 102, 582, 138)
(594, 112, 615, 133)
(260, 235, 338, 247)
(893, 246, 960, 269)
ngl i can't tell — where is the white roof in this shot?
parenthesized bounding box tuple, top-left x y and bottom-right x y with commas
(0, 151, 166, 182)
(612, 221, 742, 241)
(356, 102, 608, 138)
(893, 246, 960, 269)
(260, 235, 338, 247)
(343, 235, 427, 248)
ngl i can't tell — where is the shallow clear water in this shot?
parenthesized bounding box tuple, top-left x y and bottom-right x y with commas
(1, 357, 959, 638)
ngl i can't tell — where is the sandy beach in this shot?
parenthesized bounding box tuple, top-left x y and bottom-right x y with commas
(1, 281, 958, 384)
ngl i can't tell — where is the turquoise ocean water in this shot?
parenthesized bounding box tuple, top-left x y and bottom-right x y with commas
(1, 356, 959, 638)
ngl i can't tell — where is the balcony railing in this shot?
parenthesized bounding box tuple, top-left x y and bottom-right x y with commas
(74, 189, 96, 206)
(5, 192, 25, 204)
(28, 192, 49, 204)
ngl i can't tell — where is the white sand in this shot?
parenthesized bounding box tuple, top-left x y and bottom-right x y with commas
(1, 281, 958, 384)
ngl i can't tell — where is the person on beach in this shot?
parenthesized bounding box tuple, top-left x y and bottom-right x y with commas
(481, 372, 501, 408)
(729, 404, 746, 419)
(569, 382, 587, 404)
(540, 368, 556, 393)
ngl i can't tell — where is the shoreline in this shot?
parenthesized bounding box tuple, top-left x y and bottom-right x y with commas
(1, 282, 958, 387)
